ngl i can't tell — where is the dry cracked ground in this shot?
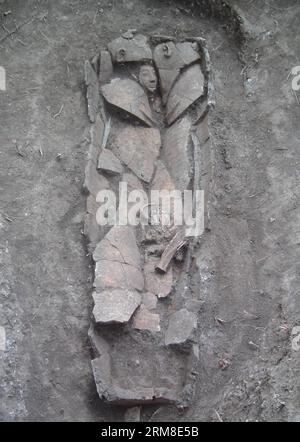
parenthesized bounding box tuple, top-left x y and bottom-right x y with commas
(0, 0, 299, 422)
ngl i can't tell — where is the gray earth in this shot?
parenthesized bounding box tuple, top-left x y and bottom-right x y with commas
(0, 0, 299, 422)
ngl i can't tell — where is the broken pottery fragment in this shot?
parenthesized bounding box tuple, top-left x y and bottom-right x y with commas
(154, 41, 200, 71)
(91, 53, 100, 76)
(99, 50, 113, 84)
(133, 304, 160, 333)
(165, 309, 197, 346)
(92, 355, 178, 405)
(93, 226, 141, 268)
(84, 161, 110, 197)
(97, 149, 123, 175)
(93, 226, 143, 291)
(144, 260, 173, 298)
(176, 42, 201, 66)
(88, 325, 110, 358)
(93, 238, 118, 262)
(114, 126, 161, 183)
(122, 173, 144, 193)
(91, 354, 112, 398)
(84, 115, 108, 196)
(108, 34, 152, 63)
(184, 299, 203, 314)
(101, 78, 155, 126)
(164, 117, 192, 191)
(94, 260, 144, 291)
(149, 161, 180, 234)
(157, 68, 180, 103)
(153, 41, 200, 102)
(151, 160, 175, 192)
(93, 289, 141, 325)
(84, 60, 100, 123)
(88, 114, 105, 163)
(142, 292, 157, 310)
(117, 173, 145, 223)
(166, 64, 204, 125)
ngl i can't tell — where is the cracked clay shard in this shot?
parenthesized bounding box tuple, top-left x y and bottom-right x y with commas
(93, 289, 141, 325)
(101, 78, 155, 127)
(93, 226, 144, 291)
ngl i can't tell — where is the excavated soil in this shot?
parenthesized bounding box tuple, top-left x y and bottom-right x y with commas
(0, 0, 299, 422)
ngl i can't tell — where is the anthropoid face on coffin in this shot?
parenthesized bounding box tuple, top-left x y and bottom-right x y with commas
(139, 64, 158, 94)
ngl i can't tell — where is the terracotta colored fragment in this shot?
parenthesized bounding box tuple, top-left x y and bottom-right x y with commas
(133, 305, 160, 332)
(107, 226, 141, 267)
(91, 53, 100, 75)
(94, 260, 144, 291)
(154, 42, 185, 70)
(157, 68, 180, 103)
(84, 60, 100, 123)
(89, 114, 105, 159)
(154, 41, 199, 70)
(176, 42, 200, 65)
(163, 117, 191, 191)
(108, 34, 152, 63)
(97, 149, 123, 175)
(88, 325, 110, 358)
(92, 354, 177, 405)
(154, 41, 200, 101)
(151, 160, 175, 192)
(93, 238, 121, 263)
(122, 173, 144, 193)
(84, 114, 107, 195)
(93, 290, 141, 324)
(114, 126, 161, 183)
(142, 292, 157, 310)
(93, 226, 143, 291)
(99, 50, 113, 84)
(150, 161, 182, 230)
(84, 160, 110, 197)
(101, 78, 155, 126)
(166, 64, 204, 125)
(165, 309, 197, 346)
(93, 226, 141, 268)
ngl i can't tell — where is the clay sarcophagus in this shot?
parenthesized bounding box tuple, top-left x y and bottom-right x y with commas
(84, 31, 213, 407)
